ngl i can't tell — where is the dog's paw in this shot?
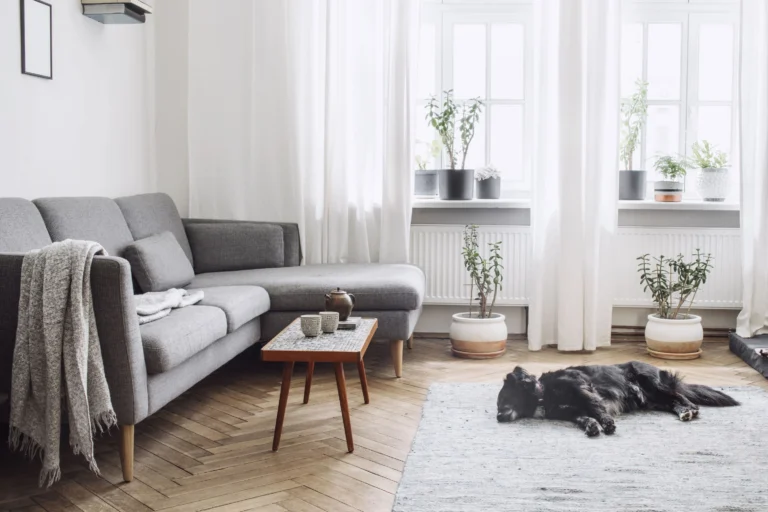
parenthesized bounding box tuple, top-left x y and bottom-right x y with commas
(678, 409, 695, 422)
(584, 421, 601, 437)
(601, 418, 616, 435)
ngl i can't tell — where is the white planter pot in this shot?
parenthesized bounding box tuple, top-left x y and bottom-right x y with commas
(644, 314, 703, 360)
(696, 168, 730, 202)
(449, 312, 507, 359)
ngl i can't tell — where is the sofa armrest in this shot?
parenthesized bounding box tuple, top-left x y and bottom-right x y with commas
(88, 256, 149, 425)
(184, 218, 302, 268)
(0, 254, 148, 425)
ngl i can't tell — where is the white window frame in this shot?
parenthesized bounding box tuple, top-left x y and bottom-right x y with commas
(420, 1, 534, 197)
(623, 0, 740, 201)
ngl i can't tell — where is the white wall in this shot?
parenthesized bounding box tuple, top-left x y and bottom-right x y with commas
(0, 0, 152, 199)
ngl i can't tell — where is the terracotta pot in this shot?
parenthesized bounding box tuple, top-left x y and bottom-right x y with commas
(324, 288, 356, 321)
(644, 314, 703, 360)
(449, 312, 507, 359)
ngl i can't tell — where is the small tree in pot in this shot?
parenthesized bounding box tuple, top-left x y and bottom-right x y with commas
(653, 155, 691, 202)
(450, 224, 506, 359)
(637, 250, 713, 360)
(691, 140, 730, 202)
(426, 90, 484, 200)
(619, 79, 649, 200)
(414, 138, 443, 197)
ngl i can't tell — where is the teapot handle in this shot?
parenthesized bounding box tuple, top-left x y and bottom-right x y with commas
(349, 293, 356, 306)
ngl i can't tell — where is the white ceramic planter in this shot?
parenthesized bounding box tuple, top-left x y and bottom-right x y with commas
(644, 314, 703, 360)
(696, 168, 730, 202)
(449, 312, 507, 359)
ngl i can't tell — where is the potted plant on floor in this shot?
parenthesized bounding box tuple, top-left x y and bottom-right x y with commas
(426, 90, 484, 200)
(637, 250, 713, 360)
(414, 138, 443, 197)
(691, 140, 730, 202)
(450, 224, 506, 359)
(619, 79, 649, 200)
(475, 164, 501, 199)
(653, 155, 691, 202)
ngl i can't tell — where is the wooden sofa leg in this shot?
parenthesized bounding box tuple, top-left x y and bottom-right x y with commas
(390, 340, 404, 378)
(120, 425, 135, 482)
(407, 335, 413, 350)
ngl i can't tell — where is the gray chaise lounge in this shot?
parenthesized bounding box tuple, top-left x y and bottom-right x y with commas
(0, 193, 424, 482)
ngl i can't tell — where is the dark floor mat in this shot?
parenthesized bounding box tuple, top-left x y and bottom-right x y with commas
(729, 332, 768, 378)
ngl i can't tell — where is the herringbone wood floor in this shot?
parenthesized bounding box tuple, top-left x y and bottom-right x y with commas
(2, 338, 766, 512)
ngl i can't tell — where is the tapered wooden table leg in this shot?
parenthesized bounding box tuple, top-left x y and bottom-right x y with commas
(272, 362, 294, 451)
(303, 361, 315, 404)
(334, 363, 354, 452)
(357, 360, 370, 404)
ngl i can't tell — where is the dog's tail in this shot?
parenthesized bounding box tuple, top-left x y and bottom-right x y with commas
(679, 383, 739, 407)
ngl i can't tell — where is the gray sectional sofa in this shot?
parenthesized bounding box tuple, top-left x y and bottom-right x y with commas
(0, 193, 424, 482)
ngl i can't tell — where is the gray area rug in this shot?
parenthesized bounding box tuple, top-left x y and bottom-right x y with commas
(394, 384, 767, 512)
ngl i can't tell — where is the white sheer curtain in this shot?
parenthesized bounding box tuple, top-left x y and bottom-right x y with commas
(187, 0, 418, 265)
(527, 0, 621, 351)
(736, 0, 768, 337)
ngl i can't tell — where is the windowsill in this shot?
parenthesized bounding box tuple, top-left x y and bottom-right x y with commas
(412, 198, 531, 209)
(617, 200, 740, 211)
(412, 197, 739, 212)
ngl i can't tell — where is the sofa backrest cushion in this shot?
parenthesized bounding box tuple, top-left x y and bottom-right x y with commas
(0, 198, 53, 253)
(115, 193, 193, 264)
(33, 197, 135, 257)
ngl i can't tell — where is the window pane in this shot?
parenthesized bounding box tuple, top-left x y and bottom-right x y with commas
(458, 110, 486, 169)
(697, 106, 732, 156)
(698, 24, 734, 101)
(415, 102, 439, 169)
(453, 24, 486, 99)
(646, 105, 680, 172)
(418, 23, 436, 99)
(621, 23, 643, 98)
(647, 24, 681, 100)
(490, 24, 524, 100)
(490, 105, 523, 181)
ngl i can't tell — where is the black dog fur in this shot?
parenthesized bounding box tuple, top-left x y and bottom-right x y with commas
(496, 361, 739, 436)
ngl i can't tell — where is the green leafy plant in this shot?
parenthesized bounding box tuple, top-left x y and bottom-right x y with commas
(426, 90, 484, 170)
(636, 250, 713, 319)
(691, 140, 729, 169)
(462, 224, 503, 318)
(620, 79, 649, 170)
(653, 154, 692, 181)
(415, 138, 442, 171)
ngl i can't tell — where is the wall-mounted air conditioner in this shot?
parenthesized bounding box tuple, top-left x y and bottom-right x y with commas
(82, 0, 153, 24)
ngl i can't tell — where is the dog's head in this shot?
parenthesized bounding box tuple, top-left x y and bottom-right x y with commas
(497, 366, 541, 423)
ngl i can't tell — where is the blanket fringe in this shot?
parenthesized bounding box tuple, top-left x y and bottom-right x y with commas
(9, 427, 44, 462)
(92, 409, 118, 434)
(39, 466, 62, 489)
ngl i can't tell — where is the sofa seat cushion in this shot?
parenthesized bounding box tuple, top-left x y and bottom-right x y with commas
(196, 285, 270, 333)
(141, 305, 227, 374)
(189, 264, 425, 311)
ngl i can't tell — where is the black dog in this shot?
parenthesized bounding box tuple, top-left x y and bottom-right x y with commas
(496, 361, 739, 436)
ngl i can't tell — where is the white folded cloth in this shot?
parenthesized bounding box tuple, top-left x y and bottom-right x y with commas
(134, 288, 204, 324)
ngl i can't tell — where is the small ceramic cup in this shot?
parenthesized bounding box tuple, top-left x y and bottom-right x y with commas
(320, 311, 340, 333)
(300, 315, 322, 337)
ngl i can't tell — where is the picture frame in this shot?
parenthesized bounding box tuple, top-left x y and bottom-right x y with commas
(20, 0, 53, 80)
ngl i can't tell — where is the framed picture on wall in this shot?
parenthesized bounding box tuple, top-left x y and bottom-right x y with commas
(20, 0, 53, 80)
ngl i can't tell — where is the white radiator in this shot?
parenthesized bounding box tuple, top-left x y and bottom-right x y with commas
(410, 225, 741, 309)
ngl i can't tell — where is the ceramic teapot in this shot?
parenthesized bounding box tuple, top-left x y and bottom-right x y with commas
(324, 288, 355, 321)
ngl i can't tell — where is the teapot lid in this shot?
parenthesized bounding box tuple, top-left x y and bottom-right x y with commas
(330, 287, 347, 294)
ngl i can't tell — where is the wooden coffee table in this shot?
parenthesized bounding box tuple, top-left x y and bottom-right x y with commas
(261, 317, 378, 453)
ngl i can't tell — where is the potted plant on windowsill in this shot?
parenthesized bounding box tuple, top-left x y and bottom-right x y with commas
(414, 138, 443, 197)
(653, 155, 691, 202)
(619, 79, 649, 200)
(637, 250, 713, 360)
(691, 140, 730, 202)
(475, 164, 501, 199)
(450, 224, 506, 359)
(426, 90, 483, 200)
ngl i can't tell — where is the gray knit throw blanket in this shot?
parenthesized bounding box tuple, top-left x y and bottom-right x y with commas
(9, 240, 117, 488)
